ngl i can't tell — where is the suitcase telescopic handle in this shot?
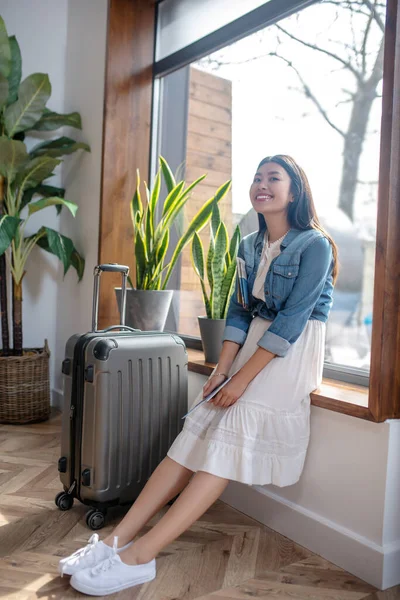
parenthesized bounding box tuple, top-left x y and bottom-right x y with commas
(92, 263, 130, 332)
(95, 264, 129, 274)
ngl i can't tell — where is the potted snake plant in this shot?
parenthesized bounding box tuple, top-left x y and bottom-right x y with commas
(0, 15, 87, 423)
(115, 156, 231, 331)
(191, 203, 241, 363)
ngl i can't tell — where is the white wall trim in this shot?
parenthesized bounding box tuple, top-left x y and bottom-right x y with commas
(221, 480, 399, 590)
(253, 484, 385, 552)
(383, 542, 400, 590)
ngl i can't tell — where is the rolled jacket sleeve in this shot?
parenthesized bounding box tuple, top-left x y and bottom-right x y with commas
(258, 236, 333, 357)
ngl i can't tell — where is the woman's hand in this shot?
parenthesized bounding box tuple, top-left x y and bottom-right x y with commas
(203, 373, 227, 398)
(210, 372, 249, 408)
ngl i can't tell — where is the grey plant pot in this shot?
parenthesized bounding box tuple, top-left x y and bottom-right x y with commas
(115, 288, 173, 331)
(198, 316, 226, 365)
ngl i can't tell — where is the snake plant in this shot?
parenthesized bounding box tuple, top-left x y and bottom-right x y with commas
(131, 156, 231, 291)
(191, 203, 241, 319)
(0, 15, 88, 355)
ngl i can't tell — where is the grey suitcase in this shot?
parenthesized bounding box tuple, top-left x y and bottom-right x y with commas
(55, 263, 188, 530)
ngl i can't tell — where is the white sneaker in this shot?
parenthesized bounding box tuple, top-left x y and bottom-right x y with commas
(70, 543, 156, 596)
(58, 534, 133, 577)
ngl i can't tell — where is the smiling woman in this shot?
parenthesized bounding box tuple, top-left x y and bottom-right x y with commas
(166, 154, 336, 487)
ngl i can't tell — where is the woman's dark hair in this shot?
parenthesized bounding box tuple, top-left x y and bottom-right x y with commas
(258, 154, 339, 283)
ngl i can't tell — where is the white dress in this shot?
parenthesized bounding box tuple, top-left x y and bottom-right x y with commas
(167, 235, 326, 487)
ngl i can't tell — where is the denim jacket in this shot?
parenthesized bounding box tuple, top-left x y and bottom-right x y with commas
(223, 215, 334, 357)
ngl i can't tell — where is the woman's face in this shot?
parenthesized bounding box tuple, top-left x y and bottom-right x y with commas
(249, 162, 293, 217)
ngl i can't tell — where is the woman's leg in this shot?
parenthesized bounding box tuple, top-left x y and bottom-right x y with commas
(119, 470, 229, 565)
(103, 457, 194, 547)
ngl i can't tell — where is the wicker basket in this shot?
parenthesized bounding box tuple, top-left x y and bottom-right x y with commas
(0, 340, 51, 424)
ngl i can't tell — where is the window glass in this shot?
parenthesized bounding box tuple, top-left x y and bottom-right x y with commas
(156, 0, 385, 373)
(156, 0, 271, 61)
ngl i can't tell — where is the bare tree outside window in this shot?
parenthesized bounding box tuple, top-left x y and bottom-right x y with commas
(156, 1, 385, 374)
(191, 0, 386, 371)
(199, 0, 385, 224)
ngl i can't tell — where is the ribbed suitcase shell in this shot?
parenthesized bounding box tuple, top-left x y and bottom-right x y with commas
(59, 330, 187, 510)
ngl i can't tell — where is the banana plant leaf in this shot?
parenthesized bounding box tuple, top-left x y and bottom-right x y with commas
(31, 108, 82, 131)
(0, 74, 8, 110)
(28, 197, 78, 217)
(70, 248, 85, 281)
(15, 156, 60, 198)
(0, 137, 29, 183)
(4, 73, 51, 137)
(0, 214, 20, 256)
(29, 136, 90, 158)
(33, 226, 83, 278)
(0, 17, 11, 78)
(7, 35, 22, 105)
(0, 15, 87, 353)
(20, 184, 65, 213)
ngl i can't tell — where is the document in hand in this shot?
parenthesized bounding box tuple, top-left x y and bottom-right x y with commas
(182, 376, 232, 419)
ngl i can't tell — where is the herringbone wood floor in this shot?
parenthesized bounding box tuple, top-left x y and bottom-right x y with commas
(0, 412, 399, 599)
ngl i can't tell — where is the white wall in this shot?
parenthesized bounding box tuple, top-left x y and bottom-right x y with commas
(53, 0, 108, 398)
(0, 0, 108, 402)
(382, 420, 400, 586)
(189, 373, 400, 590)
(383, 420, 400, 545)
(1, 0, 69, 380)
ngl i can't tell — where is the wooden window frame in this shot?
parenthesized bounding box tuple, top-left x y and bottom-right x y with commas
(98, 0, 400, 423)
(368, 0, 400, 422)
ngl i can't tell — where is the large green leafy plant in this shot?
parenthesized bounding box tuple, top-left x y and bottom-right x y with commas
(131, 156, 231, 290)
(191, 203, 241, 319)
(0, 16, 88, 356)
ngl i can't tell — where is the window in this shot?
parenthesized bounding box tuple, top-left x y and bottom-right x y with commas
(156, 0, 273, 61)
(153, 0, 386, 386)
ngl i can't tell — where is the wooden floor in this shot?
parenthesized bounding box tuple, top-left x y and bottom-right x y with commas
(0, 412, 399, 600)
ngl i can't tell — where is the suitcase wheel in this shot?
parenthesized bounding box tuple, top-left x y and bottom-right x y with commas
(86, 509, 106, 531)
(55, 491, 74, 511)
